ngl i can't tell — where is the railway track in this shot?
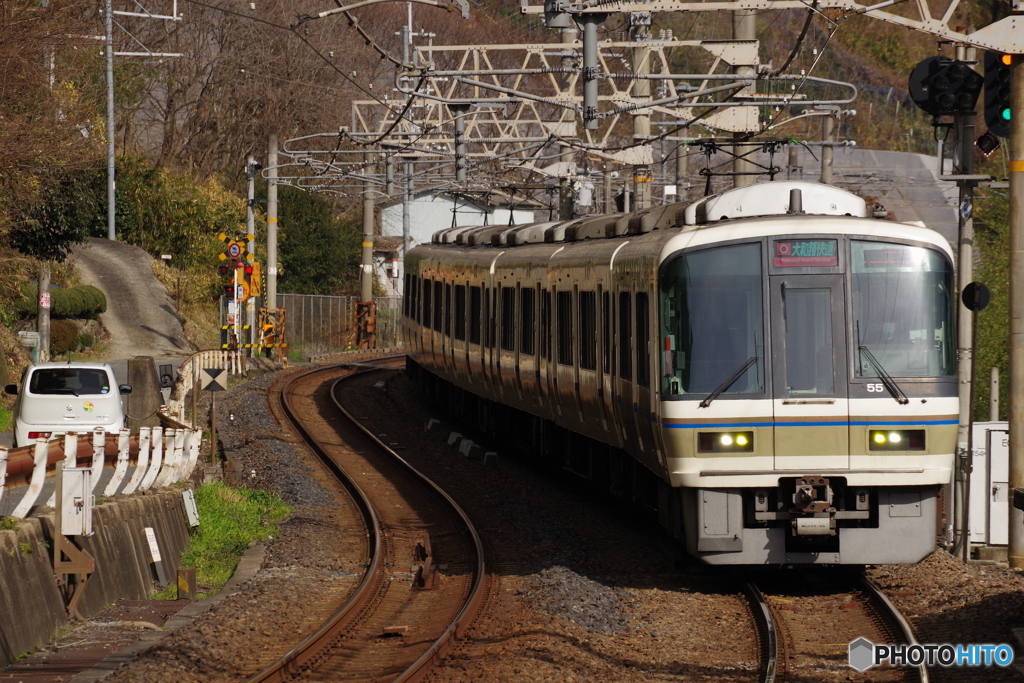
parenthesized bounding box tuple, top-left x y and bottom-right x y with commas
(249, 359, 488, 682)
(745, 568, 926, 683)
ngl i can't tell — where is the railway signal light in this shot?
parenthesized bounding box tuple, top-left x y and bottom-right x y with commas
(984, 51, 1012, 138)
(909, 57, 983, 116)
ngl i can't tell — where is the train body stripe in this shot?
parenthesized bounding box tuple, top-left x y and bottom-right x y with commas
(662, 419, 958, 428)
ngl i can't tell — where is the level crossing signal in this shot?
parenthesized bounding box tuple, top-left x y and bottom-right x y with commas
(984, 51, 1013, 138)
(909, 57, 984, 117)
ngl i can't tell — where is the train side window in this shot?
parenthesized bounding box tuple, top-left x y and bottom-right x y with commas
(413, 277, 420, 322)
(520, 287, 536, 355)
(454, 285, 467, 341)
(579, 290, 597, 370)
(432, 281, 443, 332)
(403, 274, 410, 317)
(445, 284, 452, 337)
(636, 292, 650, 388)
(602, 290, 611, 374)
(618, 292, 632, 380)
(540, 289, 552, 359)
(500, 287, 515, 351)
(557, 290, 573, 365)
(488, 287, 497, 348)
(422, 278, 432, 327)
(469, 286, 482, 344)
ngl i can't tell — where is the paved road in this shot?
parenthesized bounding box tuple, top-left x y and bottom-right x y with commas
(71, 237, 192, 358)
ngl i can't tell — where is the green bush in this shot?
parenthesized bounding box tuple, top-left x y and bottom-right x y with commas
(77, 332, 94, 349)
(50, 319, 78, 356)
(16, 284, 107, 319)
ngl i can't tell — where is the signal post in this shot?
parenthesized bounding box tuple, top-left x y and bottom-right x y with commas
(1008, 52, 1024, 567)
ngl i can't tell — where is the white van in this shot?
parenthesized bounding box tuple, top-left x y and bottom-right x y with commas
(4, 362, 132, 447)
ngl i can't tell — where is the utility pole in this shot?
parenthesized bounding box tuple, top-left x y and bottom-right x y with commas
(821, 112, 835, 184)
(403, 157, 413, 259)
(631, 14, 652, 209)
(246, 155, 259, 351)
(38, 265, 51, 363)
(361, 153, 375, 305)
(559, 24, 577, 220)
(732, 7, 756, 189)
(953, 43, 978, 562)
(266, 134, 278, 311)
(1007, 52, 1024, 568)
(105, 0, 115, 240)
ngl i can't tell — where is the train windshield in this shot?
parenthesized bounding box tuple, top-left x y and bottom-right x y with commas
(659, 242, 765, 397)
(851, 241, 955, 378)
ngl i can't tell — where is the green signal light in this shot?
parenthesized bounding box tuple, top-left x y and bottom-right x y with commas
(1002, 107, 1012, 121)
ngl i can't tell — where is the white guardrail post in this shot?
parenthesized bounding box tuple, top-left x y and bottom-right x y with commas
(121, 426, 150, 495)
(183, 429, 201, 480)
(12, 438, 52, 518)
(90, 428, 105, 495)
(155, 428, 176, 488)
(104, 429, 131, 496)
(140, 426, 163, 491)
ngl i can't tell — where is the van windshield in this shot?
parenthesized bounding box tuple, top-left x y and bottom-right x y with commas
(29, 369, 111, 396)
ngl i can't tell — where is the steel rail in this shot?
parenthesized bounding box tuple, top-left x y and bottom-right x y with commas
(249, 357, 487, 682)
(328, 362, 489, 682)
(245, 364, 384, 683)
(742, 579, 778, 683)
(860, 576, 929, 683)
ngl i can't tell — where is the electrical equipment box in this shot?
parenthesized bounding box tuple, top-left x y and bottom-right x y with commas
(969, 421, 1009, 547)
(60, 467, 94, 537)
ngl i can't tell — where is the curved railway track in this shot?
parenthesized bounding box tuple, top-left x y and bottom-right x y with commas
(249, 360, 489, 682)
(745, 569, 927, 683)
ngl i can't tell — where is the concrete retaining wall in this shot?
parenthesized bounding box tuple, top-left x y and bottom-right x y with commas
(0, 490, 191, 665)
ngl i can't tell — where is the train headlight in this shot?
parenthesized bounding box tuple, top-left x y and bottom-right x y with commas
(868, 429, 925, 451)
(698, 431, 754, 453)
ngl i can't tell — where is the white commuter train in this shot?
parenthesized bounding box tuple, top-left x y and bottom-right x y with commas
(401, 181, 957, 564)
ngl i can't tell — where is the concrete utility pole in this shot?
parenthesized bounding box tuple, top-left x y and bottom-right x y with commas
(37, 264, 51, 362)
(821, 113, 835, 184)
(246, 155, 259, 349)
(361, 153, 375, 304)
(732, 7, 756, 189)
(559, 24, 577, 220)
(403, 157, 413, 259)
(631, 18, 652, 209)
(105, 0, 116, 240)
(603, 167, 613, 213)
(1008, 54, 1024, 568)
(953, 43, 977, 561)
(266, 134, 279, 311)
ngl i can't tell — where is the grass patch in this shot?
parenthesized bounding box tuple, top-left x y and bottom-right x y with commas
(0, 402, 11, 433)
(157, 481, 289, 599)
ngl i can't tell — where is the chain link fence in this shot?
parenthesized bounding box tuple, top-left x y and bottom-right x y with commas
(219, 294, 403, 359)
(278, 294, 403, 358)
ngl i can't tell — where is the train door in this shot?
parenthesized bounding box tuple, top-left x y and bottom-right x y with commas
(614, 290, 640, 451)
(769, 274, 850, 469)
(634, 291, 653, 457)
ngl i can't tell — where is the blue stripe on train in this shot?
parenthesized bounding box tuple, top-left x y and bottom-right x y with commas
(662, 419, 958, 429)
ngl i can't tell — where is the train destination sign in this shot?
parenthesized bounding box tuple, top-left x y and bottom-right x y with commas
(774, 239, 838, 267)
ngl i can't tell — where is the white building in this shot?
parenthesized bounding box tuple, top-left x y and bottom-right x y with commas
(375, 189, 541, 296)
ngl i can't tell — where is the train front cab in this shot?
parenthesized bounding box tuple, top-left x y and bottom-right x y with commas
(658, 224, 958, 564)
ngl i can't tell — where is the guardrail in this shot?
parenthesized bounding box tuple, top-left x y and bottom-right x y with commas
(0, 426, 202, 519)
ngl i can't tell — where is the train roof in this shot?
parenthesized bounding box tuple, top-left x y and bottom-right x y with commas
(428, 182, 885, 249)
